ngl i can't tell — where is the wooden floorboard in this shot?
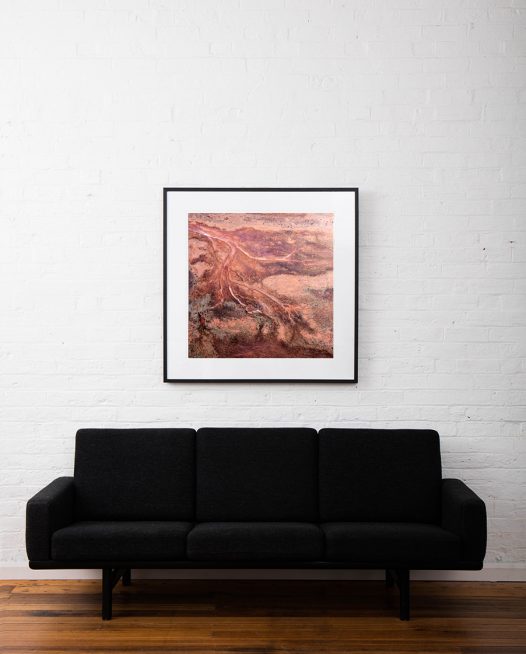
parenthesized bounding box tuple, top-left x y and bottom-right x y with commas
(0, 580, 525, 653)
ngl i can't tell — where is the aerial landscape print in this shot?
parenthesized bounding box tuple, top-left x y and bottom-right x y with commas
(188, 212, 334, 359)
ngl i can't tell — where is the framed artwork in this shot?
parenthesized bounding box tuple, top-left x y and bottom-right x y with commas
(163, 188, 358, 382)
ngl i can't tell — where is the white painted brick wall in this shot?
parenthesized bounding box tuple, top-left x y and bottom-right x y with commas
(1, 0, 525, 579)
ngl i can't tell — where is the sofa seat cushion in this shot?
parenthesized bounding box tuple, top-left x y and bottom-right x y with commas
(52, 521, 192, 561)
(322, 523, 461, 565)
(187, 522, 323, 561)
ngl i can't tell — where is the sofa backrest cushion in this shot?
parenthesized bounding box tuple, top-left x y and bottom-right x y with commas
(196, 428, 318, 521)
(74, 428, 195, 520)
(319, 429, 442, 523)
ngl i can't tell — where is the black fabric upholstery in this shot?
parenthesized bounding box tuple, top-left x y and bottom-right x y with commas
(322, 522, 460, 564)
(52, 521, 192, 561)
(26, 427, 488, 575)
(74, 429, 195, 520)
(187, 522, 323, 561)
(319, 429, 442, 523)
(196, 428, 318, 521)
(26, 477, 75, 561)
(441, 478, 487, 563)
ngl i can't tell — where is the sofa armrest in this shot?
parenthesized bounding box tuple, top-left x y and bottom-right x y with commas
(26, 477, 75, 561)
(441, 478, 487, 564)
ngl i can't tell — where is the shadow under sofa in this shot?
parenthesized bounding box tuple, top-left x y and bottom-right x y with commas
(26, 427, 487, 620)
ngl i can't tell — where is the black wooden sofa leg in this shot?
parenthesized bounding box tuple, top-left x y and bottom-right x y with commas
(102, 567, 129, 619)
(102, 567, 112, 620)
(397, 569, 410, 621)
(386, 568, 410, 620)
(122, 568, 131, 586)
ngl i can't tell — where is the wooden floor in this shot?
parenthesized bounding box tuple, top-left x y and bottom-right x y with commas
(1, 579, 525, 653)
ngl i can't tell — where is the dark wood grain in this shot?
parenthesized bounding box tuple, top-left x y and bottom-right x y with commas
(1, 580, 525, 653)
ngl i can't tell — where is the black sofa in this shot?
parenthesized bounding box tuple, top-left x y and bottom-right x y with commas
(26, 427, 487, 620)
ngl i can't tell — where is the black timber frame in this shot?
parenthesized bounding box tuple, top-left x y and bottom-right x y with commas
(31, 560, 482, 621)
(101, 566, 408, 621)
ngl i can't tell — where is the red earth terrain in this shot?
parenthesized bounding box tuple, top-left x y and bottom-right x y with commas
(188, 212, 333, 358)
